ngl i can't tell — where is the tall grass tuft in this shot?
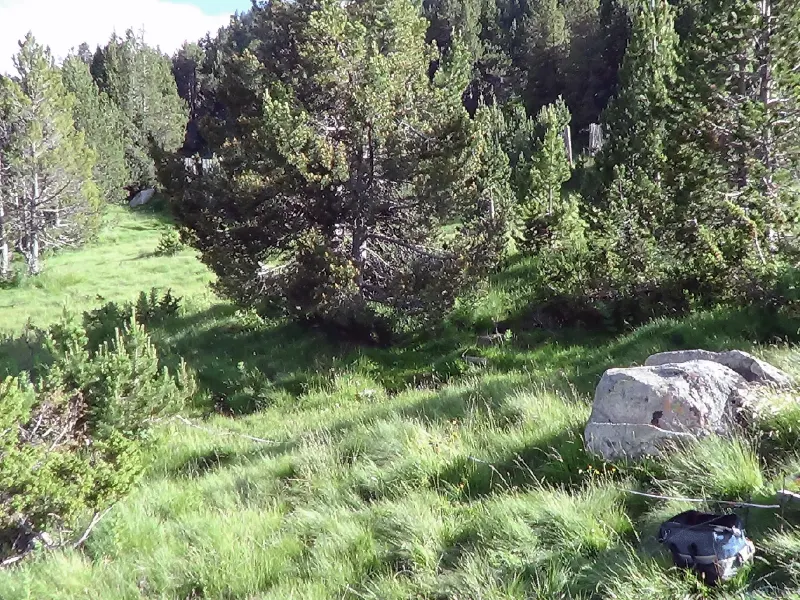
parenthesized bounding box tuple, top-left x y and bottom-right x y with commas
(662, 435, 765, 501)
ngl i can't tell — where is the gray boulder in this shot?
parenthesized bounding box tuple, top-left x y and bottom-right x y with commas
(645, 349, 792, 387)
(129, 189, 156, 208)
(584, 360, 747, 461)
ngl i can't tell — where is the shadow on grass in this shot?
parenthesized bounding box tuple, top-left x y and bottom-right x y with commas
(171, 449, 240, 478)
(165, 438, 301, 480)
(143, 304, 483, 414)
(435, 426, 591, 501)
(3, 282, 798, 420)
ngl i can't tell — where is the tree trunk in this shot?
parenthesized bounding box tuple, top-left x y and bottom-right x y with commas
(736, 54, 750, 189)
(759, 0, 775, 178)
(351, 125, 375, 290)
(0, 155, 8, 279)
(0, 199, 8, 279)
(562, 124, 573, 167)
(27, 170, 41, 276)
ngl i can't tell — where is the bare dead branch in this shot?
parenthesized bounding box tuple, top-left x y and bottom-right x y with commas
(72, 507, 113, 549)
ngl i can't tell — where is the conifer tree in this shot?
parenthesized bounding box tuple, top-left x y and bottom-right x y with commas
(597, 0, 678, 224)
(521, 0, 569, 114)
(3, 35, 100, 275)
(62, 55, 130, 202)
(0, 78, 25, 278)
(515, 98, 581, 254)
(667, 0, 800, 284)
(92, 30, 188, 189)
(172, 42, 205, 122)
(168, 0, 510, 333)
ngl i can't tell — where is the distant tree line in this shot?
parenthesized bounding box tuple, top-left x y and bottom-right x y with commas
(161, 0, 800, 337)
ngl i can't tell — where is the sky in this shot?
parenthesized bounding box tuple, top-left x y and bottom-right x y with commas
(0, 0, 252, 75)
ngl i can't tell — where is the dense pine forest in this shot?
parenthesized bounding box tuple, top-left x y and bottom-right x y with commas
(2, 1, 800, 598)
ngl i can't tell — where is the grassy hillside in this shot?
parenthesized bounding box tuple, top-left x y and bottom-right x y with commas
(2, 206, 800, 599)
(0, 203, 215, 333)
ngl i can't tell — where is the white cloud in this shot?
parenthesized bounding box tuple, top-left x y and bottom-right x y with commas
(0, 0, 232, 75)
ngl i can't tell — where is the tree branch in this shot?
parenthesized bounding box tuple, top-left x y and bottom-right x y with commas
(368, 232, 454, 260)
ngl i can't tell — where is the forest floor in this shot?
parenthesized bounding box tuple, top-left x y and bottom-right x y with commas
(2, 205, 800, 599)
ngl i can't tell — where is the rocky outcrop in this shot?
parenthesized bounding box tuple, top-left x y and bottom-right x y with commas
(585, 360, 748, 461)
(645, 349, 792, 387)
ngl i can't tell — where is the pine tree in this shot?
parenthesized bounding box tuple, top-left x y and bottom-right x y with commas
(597, 0, 678, 221)
(92, 30, 188, 189)
(4, 34, 101, 275)
(0, 77, 25, 278)
(515, 98, 581, 254)
(563, 0, 630, 137)
(62, 55, 130, 202)
(172, 42, 205, 122)
(667, 0, 800, 286)
(520, 0, 569, 115)
(167, 0, 509, 333)
(463, 102, 516, 261)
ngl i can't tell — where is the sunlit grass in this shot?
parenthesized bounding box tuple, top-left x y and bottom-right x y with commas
(0, 204, 215, 333)
(1, 205, 800, 598)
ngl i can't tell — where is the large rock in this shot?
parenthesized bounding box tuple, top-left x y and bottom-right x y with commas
(584, 360, 747, 461)
(645, 349, 792, 387)
(129, 189, 155, 208)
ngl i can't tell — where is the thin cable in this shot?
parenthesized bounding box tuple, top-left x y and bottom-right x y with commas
(621, 489, 781, 509)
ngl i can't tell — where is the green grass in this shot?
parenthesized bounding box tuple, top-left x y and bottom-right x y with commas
(0, 203, 214, 333)
(3, 205, 800, 599)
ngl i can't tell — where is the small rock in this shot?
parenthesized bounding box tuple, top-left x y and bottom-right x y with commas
(777, 489, 800, 507)
(585, 422, 696, 461)
(477, 333, 506, 347)
(463, 356, 489, 367)
(34, 532, 55, 549)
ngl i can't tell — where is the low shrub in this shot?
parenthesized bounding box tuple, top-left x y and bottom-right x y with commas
(81, 288, 180, 349)
(0, 313, 194, 561)
(155, 229, 185, 256)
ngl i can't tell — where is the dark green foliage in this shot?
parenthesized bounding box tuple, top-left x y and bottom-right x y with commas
(80, 289, 181, 350)
(423, 0, 629, 138)
(594, 0, 677, 217)
(513, 98, 583, 255)
(662, 0, 800, 297)
(61, 56, 130, 203)
(0, 311, 193, 559)
(168, 0, 511, 335)
(92, 30, 188, 189)
(153, 0, 800, 335)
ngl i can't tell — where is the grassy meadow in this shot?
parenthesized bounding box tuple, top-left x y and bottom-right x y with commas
(2, 206, 800, 599)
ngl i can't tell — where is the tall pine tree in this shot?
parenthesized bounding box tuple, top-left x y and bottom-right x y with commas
(667, 0, 800, 288)
(62, 55, 130, 202)
(4, 35, 100, 275)
(167, 0, 510, 334)
(597, 0, 678, 210)
(92, 30, 188, 189)
(0, 77, 25, 278)
(515, 98, 581, 254)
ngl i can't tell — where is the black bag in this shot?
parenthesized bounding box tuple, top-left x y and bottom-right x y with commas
(658, 510, 755, 583)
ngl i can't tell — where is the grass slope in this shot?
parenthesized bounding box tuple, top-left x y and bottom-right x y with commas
(2, 207, 800, 599)
(0, 203, 214, 333)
